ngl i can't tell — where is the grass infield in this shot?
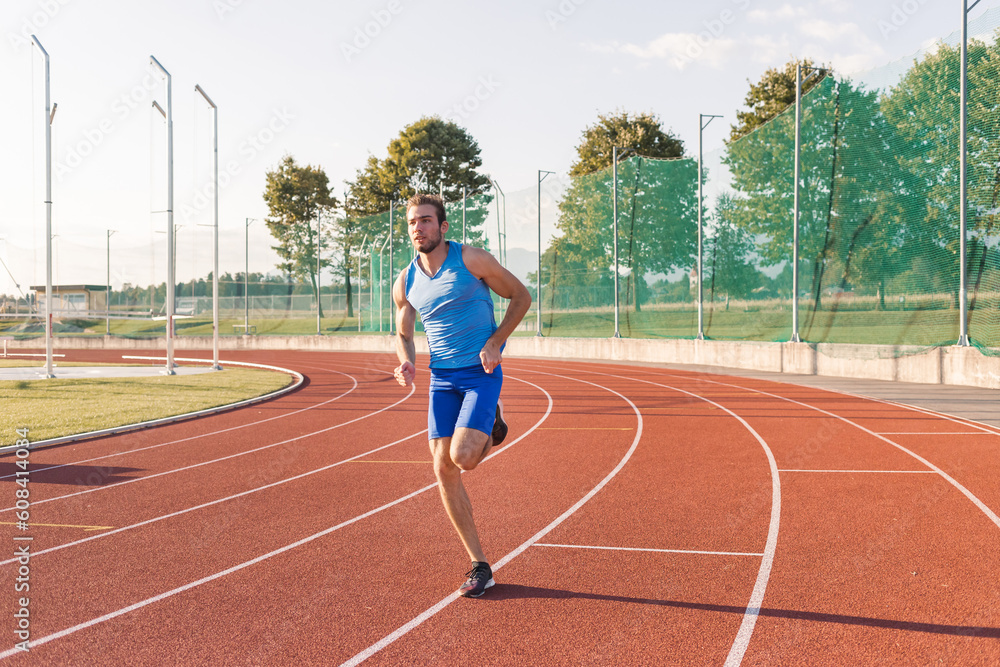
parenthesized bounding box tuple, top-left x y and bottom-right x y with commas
(0, 363, 293, 446)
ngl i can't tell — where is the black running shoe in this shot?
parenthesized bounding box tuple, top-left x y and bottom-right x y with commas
(459, 561, 494, 598)
(491, 404, 508, 446)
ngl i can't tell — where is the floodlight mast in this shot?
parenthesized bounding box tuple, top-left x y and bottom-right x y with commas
(151, 55, 176, 375)
(194, 83, 221, 369)
(697, 114, 722, 341)
(537, 170, 555, 336)
(31, 36, 55, 379)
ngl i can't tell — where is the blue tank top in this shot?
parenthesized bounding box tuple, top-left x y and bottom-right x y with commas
(405, 242, 498, 369)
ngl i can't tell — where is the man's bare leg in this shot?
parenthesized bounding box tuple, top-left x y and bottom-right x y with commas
(429, 431, 492, 563)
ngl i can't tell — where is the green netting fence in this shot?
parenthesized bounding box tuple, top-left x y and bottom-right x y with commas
(526, 16, 1000, 355)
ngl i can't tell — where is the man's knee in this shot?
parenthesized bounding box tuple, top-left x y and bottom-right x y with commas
(452, 429, 489, 471)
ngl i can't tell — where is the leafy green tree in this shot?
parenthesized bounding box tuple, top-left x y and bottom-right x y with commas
(724, 74, 915, 323)
(570, 110, 685, 176)
(553, 111, 695, 318)
(728, 59, 826, 143)
(704, 193, 761, 300)
(880, 37, 1000, 326)
(344, 117, 494, 285)
(263, 156, 339, 316)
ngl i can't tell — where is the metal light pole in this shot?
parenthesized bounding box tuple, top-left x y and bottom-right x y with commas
(462, 186, 467, 245)
(792, 64, 827, 344)
(194, 83, 221, 369)
(611, 147, 636, 339)
(958, 0, 977, 347)
(537, 170, 555, 336)
(388, 204, 394, 335)
(316, 211, 322, 336)
(31, 36, 55, 378)
(106, 229, 117, 335)
(698, 114, 722, 341)
(379, 235, 390, 332)
(792, 62, 803, 343)
(151, 55, 175, 374)
(244, 217, 254, 334)
(357, 234, 368, 332)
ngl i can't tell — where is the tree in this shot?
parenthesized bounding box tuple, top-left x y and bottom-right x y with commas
(553, 111, 695, 318)
(724, 74, 915, 316)
(263, 156, 339, 316)
(728, 59, 826, 144)
(704, 193, 762, 301)
(343, 117, 495, 293)
(569, 110, 684, 176)
(880, 37, 1000, 325)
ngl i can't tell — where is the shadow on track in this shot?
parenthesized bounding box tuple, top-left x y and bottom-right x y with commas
(485, 584, 1000, 638)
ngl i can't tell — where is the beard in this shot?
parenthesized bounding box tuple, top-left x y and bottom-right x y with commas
(415, 230, 443, 254)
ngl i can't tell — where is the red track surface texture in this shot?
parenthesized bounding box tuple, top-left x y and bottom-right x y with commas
(2, 350, 998, 665)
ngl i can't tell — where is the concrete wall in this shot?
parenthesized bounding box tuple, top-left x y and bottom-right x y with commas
(5, 334, 999, 389)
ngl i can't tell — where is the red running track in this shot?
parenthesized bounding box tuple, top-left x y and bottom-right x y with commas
(1, 350, 998, 665)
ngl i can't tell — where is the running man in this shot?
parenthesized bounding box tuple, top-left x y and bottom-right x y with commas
(393, 193, 532, 598)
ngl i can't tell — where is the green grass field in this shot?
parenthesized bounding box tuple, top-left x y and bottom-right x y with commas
(0, 303, 995, 348)
(0, 365, 293, 446)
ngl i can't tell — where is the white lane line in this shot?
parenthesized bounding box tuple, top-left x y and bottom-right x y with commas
(0, 375, 553, 659)
(340, 370, 643, 667)
(534, 543, 764, 557)
(684, 375, 1000, 533)
(876, 432, 988, 435)
(0, 357, 307, 454)
(0, 382, 415, 513)
(0, 428, 426, 566)
(779, 469, 937, 474)
(515, 364, 781, 667)
(0, 362, 360, 481)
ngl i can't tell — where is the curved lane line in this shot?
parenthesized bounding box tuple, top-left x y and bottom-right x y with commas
(529, 365, 779, 667)
(0, 375, 553, 659)
(0, 362, 360, 481)
(0, 357, 306, 454)
(0, 382, 416, 513)
(340, 369, 645, 667)
(683, 374, 1000, 532)
(0, 428, 427, 566)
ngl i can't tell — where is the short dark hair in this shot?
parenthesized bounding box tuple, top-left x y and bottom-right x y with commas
(406, 193, 446, 224)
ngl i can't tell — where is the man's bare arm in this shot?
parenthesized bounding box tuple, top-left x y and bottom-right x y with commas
(392, 270, 417, 386)
(462, 246, 532, 372)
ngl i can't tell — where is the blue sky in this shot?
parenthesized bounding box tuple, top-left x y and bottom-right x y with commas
(1, 0, 998, 294)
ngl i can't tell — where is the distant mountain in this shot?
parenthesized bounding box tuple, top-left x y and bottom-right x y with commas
(503, 247, 539, 284)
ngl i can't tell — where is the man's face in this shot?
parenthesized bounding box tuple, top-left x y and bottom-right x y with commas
(407, 204, 447, 254)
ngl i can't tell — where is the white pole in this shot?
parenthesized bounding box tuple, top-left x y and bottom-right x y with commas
(791, 62, 803, 343)
(697, 120, 704, 341)
(31, 36, 55, 378)
(612, 147, 620, 339)
(388, 204, 394, 335)
(958, 0, 973, 346)
(151, 55, 175, 374)
(698, 114, 722, 341)
(537, 170, 554, 336)
(194, 84, 221, 369)
(106, 229, 116, 336)
(316, 211, 322, 336)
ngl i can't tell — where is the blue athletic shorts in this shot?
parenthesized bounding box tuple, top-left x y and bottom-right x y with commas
(427, 364, 503, 440)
